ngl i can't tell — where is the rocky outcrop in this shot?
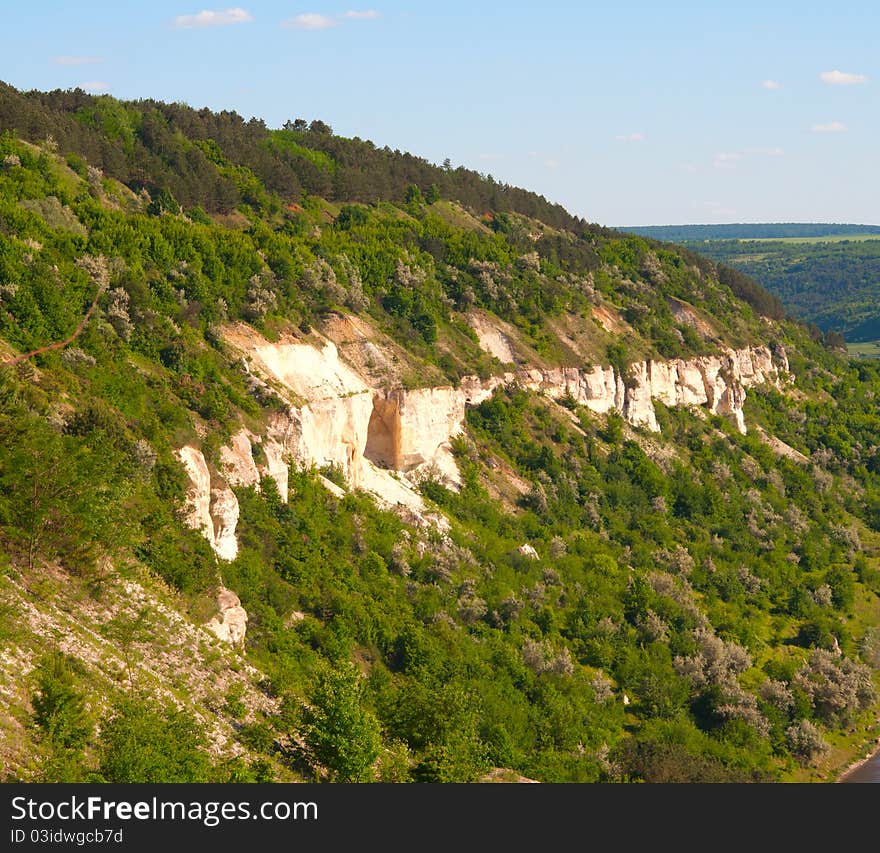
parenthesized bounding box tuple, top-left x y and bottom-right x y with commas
(468, 312, 517, 364)
(220, 429, 289, 501)
(210, 486, 239, 562)
(205, 327, 790, 548)
(177, 446, 241, 561)
(205, 587, 248, 646)
(178, 445, 213, 542)
(219, 431, 260, 490)
(366, 377, 507, 484)
(518, 345, 788, 435)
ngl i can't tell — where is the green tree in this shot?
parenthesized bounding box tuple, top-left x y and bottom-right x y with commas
(302, 662, 382, 782)
(31, 652, 93, 782)
(98, 695, 214, 782)
(0, 413, 130, 572)
(31, 653, 92, 749)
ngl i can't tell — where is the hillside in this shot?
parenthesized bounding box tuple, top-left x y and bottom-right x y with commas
(619, 224, 880, 342)
(1, 86, 879, 784)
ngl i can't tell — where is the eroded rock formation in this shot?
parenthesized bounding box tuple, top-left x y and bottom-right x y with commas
(178, 323, 789, 559)
(177, 446, 242, 561)
(517, 345, 788, 435)
(205, 587, 248, 646)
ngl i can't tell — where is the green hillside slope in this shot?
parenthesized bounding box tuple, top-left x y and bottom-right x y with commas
(1, 86, 879, 784)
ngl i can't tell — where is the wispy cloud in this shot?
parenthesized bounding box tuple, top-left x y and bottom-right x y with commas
(812, 120, 847, 133)
(284, 12, 337, 29)
(712, 147, 784, 170)
(283, 10, 379, 29)
(53, 56, 102, 66)
(544, 158, 559, 170)
(820, 69, 867, 85)
(761, 79, 781, 90)
(174, 7, 253, 28)
(614, 132, 645, 142)
(80, 81, 109, 93)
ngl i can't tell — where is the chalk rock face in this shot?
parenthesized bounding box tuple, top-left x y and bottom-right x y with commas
(368, 385, 480, 483)
(220, 430, 260, 489)
(623, 362, 660, 431)
(205, 586, 248, 646)
(210, 486, 240, 562)
(468, 312, 517, 364)
(517, 345, 787, 435)
(220, 430, 290, 502)
(178, 446, 213, 541)
(279, 394, 374, 487)
(220, 328, 789, 532)
(260, 438, 289, 501)
(381, 375, 508, 483)
(177, 446, 242, 561)
(253, 338, 369, 401)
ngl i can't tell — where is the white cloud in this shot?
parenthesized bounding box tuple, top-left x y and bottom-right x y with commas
(81, 81, 109, 92)
(53, 56, 102, 66)
(614, 132, 645, 142)
(812, 121, 847, 133)
(544, 159, 559, 169)
(174, 7, 253, 28)
(820, 70, 867, 85)
(283, 13, 338, 29)
(711, 147, 784, 170)
(283, 10, 379, 29)
(762, 79, 781, 90)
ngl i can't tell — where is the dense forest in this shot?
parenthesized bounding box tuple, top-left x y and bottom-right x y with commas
(1, 85, 879, 785)
(682, 239, 880, 341)
(0, 82, 609, 236)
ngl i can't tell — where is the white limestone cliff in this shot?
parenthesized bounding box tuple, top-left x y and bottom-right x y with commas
(516, 344, 788, 435)
(220, 431, 260, 489)
(220, 429, 289, 501)
(178, 445, 213, 541)
(210, 486, 239, 562)
(176, 448, 249, 642)
(181, 325, 790, 557)
(177, 446, 241, 561)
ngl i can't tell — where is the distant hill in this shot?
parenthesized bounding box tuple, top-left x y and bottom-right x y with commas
(620, 223, 880, 242)
(684, 239, 880, 341)
(617, 224, 880, 341)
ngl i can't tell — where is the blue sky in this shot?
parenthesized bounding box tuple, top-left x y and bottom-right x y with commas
(2, 1, 877, 226)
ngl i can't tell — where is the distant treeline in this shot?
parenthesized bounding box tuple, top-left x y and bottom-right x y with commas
(0, 81, 610, 237)
(620, 223, 880, 242)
